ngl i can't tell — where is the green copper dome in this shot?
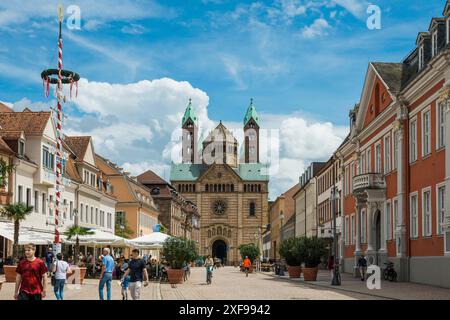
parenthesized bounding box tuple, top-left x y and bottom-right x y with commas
(243, 98, 260, 127)
(182, 99, 198, 127)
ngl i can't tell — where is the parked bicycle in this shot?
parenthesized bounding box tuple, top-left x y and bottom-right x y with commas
(383, 262, 397, 282)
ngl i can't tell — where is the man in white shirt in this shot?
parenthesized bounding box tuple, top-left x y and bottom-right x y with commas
(52, 253, 71, 300)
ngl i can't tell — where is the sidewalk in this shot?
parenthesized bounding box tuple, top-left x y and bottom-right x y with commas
(260, 269, 450, 300)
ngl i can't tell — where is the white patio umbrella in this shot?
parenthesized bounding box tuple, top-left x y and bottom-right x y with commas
(129, 232, 170, 249)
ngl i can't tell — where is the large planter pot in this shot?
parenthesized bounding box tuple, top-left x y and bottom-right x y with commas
(3, 265, 17, 282)
(68, 267, 87, 285)
(167, 268, 184, 284)
(303, 267, 319, 281)
(287, 266, 302, 278)
(0, 280, 4, 291)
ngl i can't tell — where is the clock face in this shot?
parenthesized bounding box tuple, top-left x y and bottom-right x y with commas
(213, 200, 227, 215)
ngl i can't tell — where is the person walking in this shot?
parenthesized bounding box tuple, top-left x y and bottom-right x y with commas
(52, 253, 71, 300)
(327, 255, 335, 278)
(45, 247, 54, 276)
(98, 248, 115, 300)
(14, 243, 48, 300)
(243, 256, 251, 277)
(203, 255, 214, 284)
(357, 254, 367, 281)
(122, 249, 149, 300)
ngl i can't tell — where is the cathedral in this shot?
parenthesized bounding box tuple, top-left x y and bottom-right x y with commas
(170, 99, 269, 265)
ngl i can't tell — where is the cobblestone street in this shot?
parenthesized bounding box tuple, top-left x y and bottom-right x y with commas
(2, 266, 450, 300)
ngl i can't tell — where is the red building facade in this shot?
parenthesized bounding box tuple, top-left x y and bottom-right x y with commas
(336, 2, 450, 287)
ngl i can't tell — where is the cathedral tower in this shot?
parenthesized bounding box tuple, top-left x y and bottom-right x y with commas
(182, 99, 198, 163)
(243, 98, 260, 163)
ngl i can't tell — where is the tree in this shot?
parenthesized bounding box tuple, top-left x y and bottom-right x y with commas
(162, 236, 197, 269)
(279, 237, 302, 266)
(0, 158, 15, 188)
(64, 226, 95, 264)
(0, 203, 33, 261)
(114, 218, 134, 238)
(239, 243, 260, 263)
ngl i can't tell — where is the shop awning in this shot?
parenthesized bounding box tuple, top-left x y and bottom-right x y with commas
(0, 221, 59, 245)
(65, 228, 131, 247)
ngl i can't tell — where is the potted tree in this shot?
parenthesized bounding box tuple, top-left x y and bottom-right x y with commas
(300, 237, 327, 281)
(238, 243, 259, 273)
(64, 226, 95, 284)
(162, 236, 197, 284)
(0, 203, 33, 282)
(279, 237, 302, 278)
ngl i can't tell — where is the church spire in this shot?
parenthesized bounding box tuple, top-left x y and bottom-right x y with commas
(182, 98, 198, 127)
(243, 98, 260, 127)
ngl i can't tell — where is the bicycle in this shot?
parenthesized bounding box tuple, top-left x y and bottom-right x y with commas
(383, 262, 397, 282)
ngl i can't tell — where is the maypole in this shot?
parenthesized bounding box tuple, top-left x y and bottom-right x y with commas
(41, 2, 80, 253)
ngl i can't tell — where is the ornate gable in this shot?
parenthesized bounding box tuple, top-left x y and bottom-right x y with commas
(198, 164, 241, 184)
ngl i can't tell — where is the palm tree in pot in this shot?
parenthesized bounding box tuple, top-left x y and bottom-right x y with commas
(279, 237, 302, 278)
(300, 237, 327, 281)
(64, 226, 95, 284)
(162, 236, 197, 285)
(0, 203, 33, 282)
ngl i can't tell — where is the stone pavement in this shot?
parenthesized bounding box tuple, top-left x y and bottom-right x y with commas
(2, 267, 449, 300)
(0, 275, 161, 300)
(160, 266, 381, 300)
(261, 269, 450, 300)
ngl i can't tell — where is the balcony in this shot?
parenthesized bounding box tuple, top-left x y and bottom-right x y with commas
(352, 173, 386, 194)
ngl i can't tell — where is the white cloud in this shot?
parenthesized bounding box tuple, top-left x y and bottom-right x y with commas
(301, 18, 330, 39)
(331, 0, 369, 20)
(121, 24, 147, 35)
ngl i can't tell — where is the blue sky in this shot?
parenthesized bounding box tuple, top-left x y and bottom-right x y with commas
(0, 0, 447, 198)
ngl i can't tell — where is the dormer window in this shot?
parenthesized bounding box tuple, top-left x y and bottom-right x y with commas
(18, 140, 25, 157)
(432, 31, 438, 57)
(418, 45, 425, 70)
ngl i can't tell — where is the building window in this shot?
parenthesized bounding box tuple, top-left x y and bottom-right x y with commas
(42, 193, 46, 215)
(17, 185, 23, 203)
(375, 143, 382, 173)
(386, 201, 392, 241)
(95, 208, 99, 225)
(49, 195, 53, 216)
(360, 152, 366, 175)
(249, 202, 256, 216)
(91, 207, 94, 224)
(63, 199, 67, 220)
(432, 31, 438, 57)
(384, 135, 391, 174)
(410, 119, 417, 162)
(34, 191, 39, 213)
(438, 101, 446, 149)
(345, 216, 349, 245)
(70, 201, 73, 220)
(393, 131, 398, 170)
(351, 214, 356, 245)
(438, 186, 445, 235)
(361, 209, 366, 244)
(422, 110, 431, 156)
(422, 189, 432, 237)
(393, 198, 398, 231)
(26, 188, 31, 207)
(418, 45, 425, 70)
(366, 148, 371, 173)
(19, 140, 25, 157)
(85, 205, 89, 223)
(80, 203, 84, 222)
(410, 194, 418, 238)
(42, 146, 54, 170)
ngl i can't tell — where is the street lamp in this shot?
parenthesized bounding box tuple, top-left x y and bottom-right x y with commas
(330, 185, 341, 286)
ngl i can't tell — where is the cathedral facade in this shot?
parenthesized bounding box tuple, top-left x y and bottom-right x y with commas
(170, 99, 269, 265)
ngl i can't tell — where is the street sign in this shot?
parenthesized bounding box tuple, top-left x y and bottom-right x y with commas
(53, 243, 62, 255)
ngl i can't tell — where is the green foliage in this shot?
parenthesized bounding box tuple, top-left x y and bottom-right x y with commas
(64, 226, 95, 264)
(279, 237, 302, 266)
(162, 236, 197, 269)
(299, 237, 328, 268)
(0, 203, 33, 222)
(239, 243, 260, 263)
(0, 158, 15, 188)
(114, 219, 134, 239)
(0, 202, 33, 260)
